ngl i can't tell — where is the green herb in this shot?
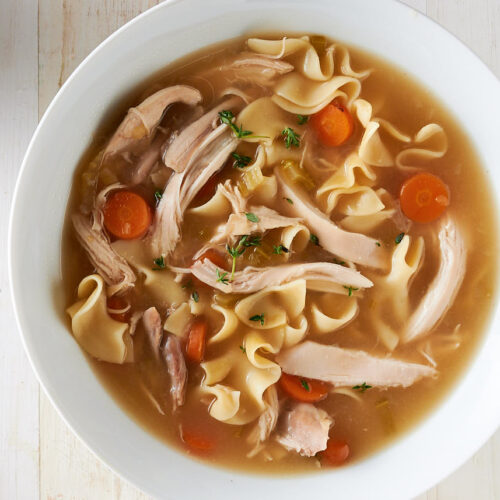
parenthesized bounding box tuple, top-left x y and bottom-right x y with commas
(273, 245, 289, 255)
(343, 285, 359, 297)
(250, 313, 265, 326)
(333, 258, 347, 267)
(239, 345, 246, 353)
(231, 152, 252, 168)
(284, 197, 294, 205)
(219, 110, 268, 139)
(192, 291, 199, 303)
(152, 256, 166, 270)
(182, 279, 193, 289)
(245, 212, 259, 223)
(226, 234, 262, 280)
(353, 382, 372, 393)
(300, 379, 311, 392)
(216, 268, 229, 285)
(395, 232, 405, 244)
(310, 233, 319, 246)
(154, 190, 163, 205)
(375, 241, 381, 247)
(282, 127, 300, 148)
(297, 114, 309, 125)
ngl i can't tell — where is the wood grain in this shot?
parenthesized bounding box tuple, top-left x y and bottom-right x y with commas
(2, 0, 499, 498)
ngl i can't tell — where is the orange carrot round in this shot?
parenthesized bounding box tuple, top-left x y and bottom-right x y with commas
(181, 427, 215, 453)
(400, 172, 450, 223)
(311, 100, 354, 147)
(106, 295, 130, 323)
(322, 439, 350, 466)
(194, 249, 229, 270)
(186, 320, 207, 363)
(103, 191, 152, 239)
(279, 373, 330, 403)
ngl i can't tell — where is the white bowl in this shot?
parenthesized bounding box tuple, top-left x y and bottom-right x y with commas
(9, 0, 500, 498)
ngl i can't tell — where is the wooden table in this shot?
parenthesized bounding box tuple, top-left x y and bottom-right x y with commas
(1, 1, 499, 498)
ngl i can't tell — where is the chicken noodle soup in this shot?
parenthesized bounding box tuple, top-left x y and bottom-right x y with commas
(63, 34, 498, 472)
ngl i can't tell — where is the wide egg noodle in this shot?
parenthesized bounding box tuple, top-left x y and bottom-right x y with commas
(66, 274, 133, 363)
(187, 185, 231, 217)
(310, 293, 358, 334)
(111, 239, 187, 306)
(280, 224, 310, 258)
(163, 302, 192, 337)
(209, 304, 239, 344)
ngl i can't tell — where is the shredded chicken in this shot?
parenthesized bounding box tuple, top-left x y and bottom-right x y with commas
(130, 133, 166, 185)
(276, 403, 332, 457)
(163, 335, 188, 411)
(151, 126, 238, 257)
(275, 168, 387, 269)
(247, 385, 280, 457)
(104, 85, 202, 158)
(164, 96, 243, 172)
(142, 307, 163, 359)
(402, 217, 466, 343)
(218, 180, 247, 213)
(276, 341, 437, 388)
(190, 259, 372, 294)
(72, 213, 136, 294)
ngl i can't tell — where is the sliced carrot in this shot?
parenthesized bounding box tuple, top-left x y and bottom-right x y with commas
(192, 172, 221, 207)
(103, 190, 152, 239)
(400, 172, 450, 223)
(181, 427, 215, 454)
(311, 100, 354, 147)
(106, 295, 130, 323)
(279, 373, 330, 403)
(322, 439, 350, 466)
(186, 320, 207, 363)
(194, 249, 229, 270)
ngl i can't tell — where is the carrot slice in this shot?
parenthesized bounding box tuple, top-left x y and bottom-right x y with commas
(106, 295, 130, 323)
(322, 439, 350, 466)
(311, 100, 354, 147)
(400, 172, 450, 223)
(279, 373, 330, 403)
(186, 320, 207, 363)
(103, 191, 152, 239)
(181, 427, 215, 454)
(194, 249, 229, 270)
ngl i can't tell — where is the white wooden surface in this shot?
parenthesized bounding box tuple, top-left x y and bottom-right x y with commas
(1, 0, 499, 498)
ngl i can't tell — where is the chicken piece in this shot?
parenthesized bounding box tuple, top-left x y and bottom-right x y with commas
(72, 213, 136, 294)
(247, 385, 280, 457)
(276, 341, 437, 388)
(164, 96, 243, 173)
(402, 217, 466, 343)
(163, 334, 188, 411)
(190, 259, 372, 294)
(142, 307, 163, 359)
(229, 53, 294, 75)
(150, 126, 238, 257)
(218, 180, 248, 213)
(104, 85, 202, 158)
(275, 167, 387, 269)
(130, 133, 165, 185)
(276, 402, 332, 457)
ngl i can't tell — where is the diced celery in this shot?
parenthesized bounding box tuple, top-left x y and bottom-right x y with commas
(281, 160, 315, 190)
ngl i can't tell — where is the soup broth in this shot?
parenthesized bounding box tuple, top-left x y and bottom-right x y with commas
(63, 34, 498, 473)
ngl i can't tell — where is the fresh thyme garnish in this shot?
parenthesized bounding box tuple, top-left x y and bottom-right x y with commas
(192, 291, 199, 303)
(152, 256, 166, 270)
(245, 212, 259, 223)
(375, 241, 381, 247)
(310, 233, 319, 246)
(218, 110, 268, 139)
(154, 190, 163, 205)
(395, 232, 405, 244)
(300, 379, 311, 392)
(273, 245, 289, 255)
(333, 258, 347, 266)
(226, 234, 262, 280)
(239, 345, 246, 353)
(297, 114, 309, 125)
(284, 197, 294, 205)
(250, 313, 265, 326)
(216, 268, 229, 285)
(343, 285, 359, 297)
(353, 382, 372, 393)
(282, 127, 300, 148)
(231, 152, 252, 168)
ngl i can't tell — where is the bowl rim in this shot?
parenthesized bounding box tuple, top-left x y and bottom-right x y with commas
(9, 0, 500, 498)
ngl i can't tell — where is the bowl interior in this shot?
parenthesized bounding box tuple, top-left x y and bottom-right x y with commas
(9, 0, 500, 499)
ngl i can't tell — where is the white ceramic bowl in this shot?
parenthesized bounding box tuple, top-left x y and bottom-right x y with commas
(9, 0, 500, 498)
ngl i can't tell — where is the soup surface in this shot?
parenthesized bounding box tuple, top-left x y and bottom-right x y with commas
(63, 34, 498, 473)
